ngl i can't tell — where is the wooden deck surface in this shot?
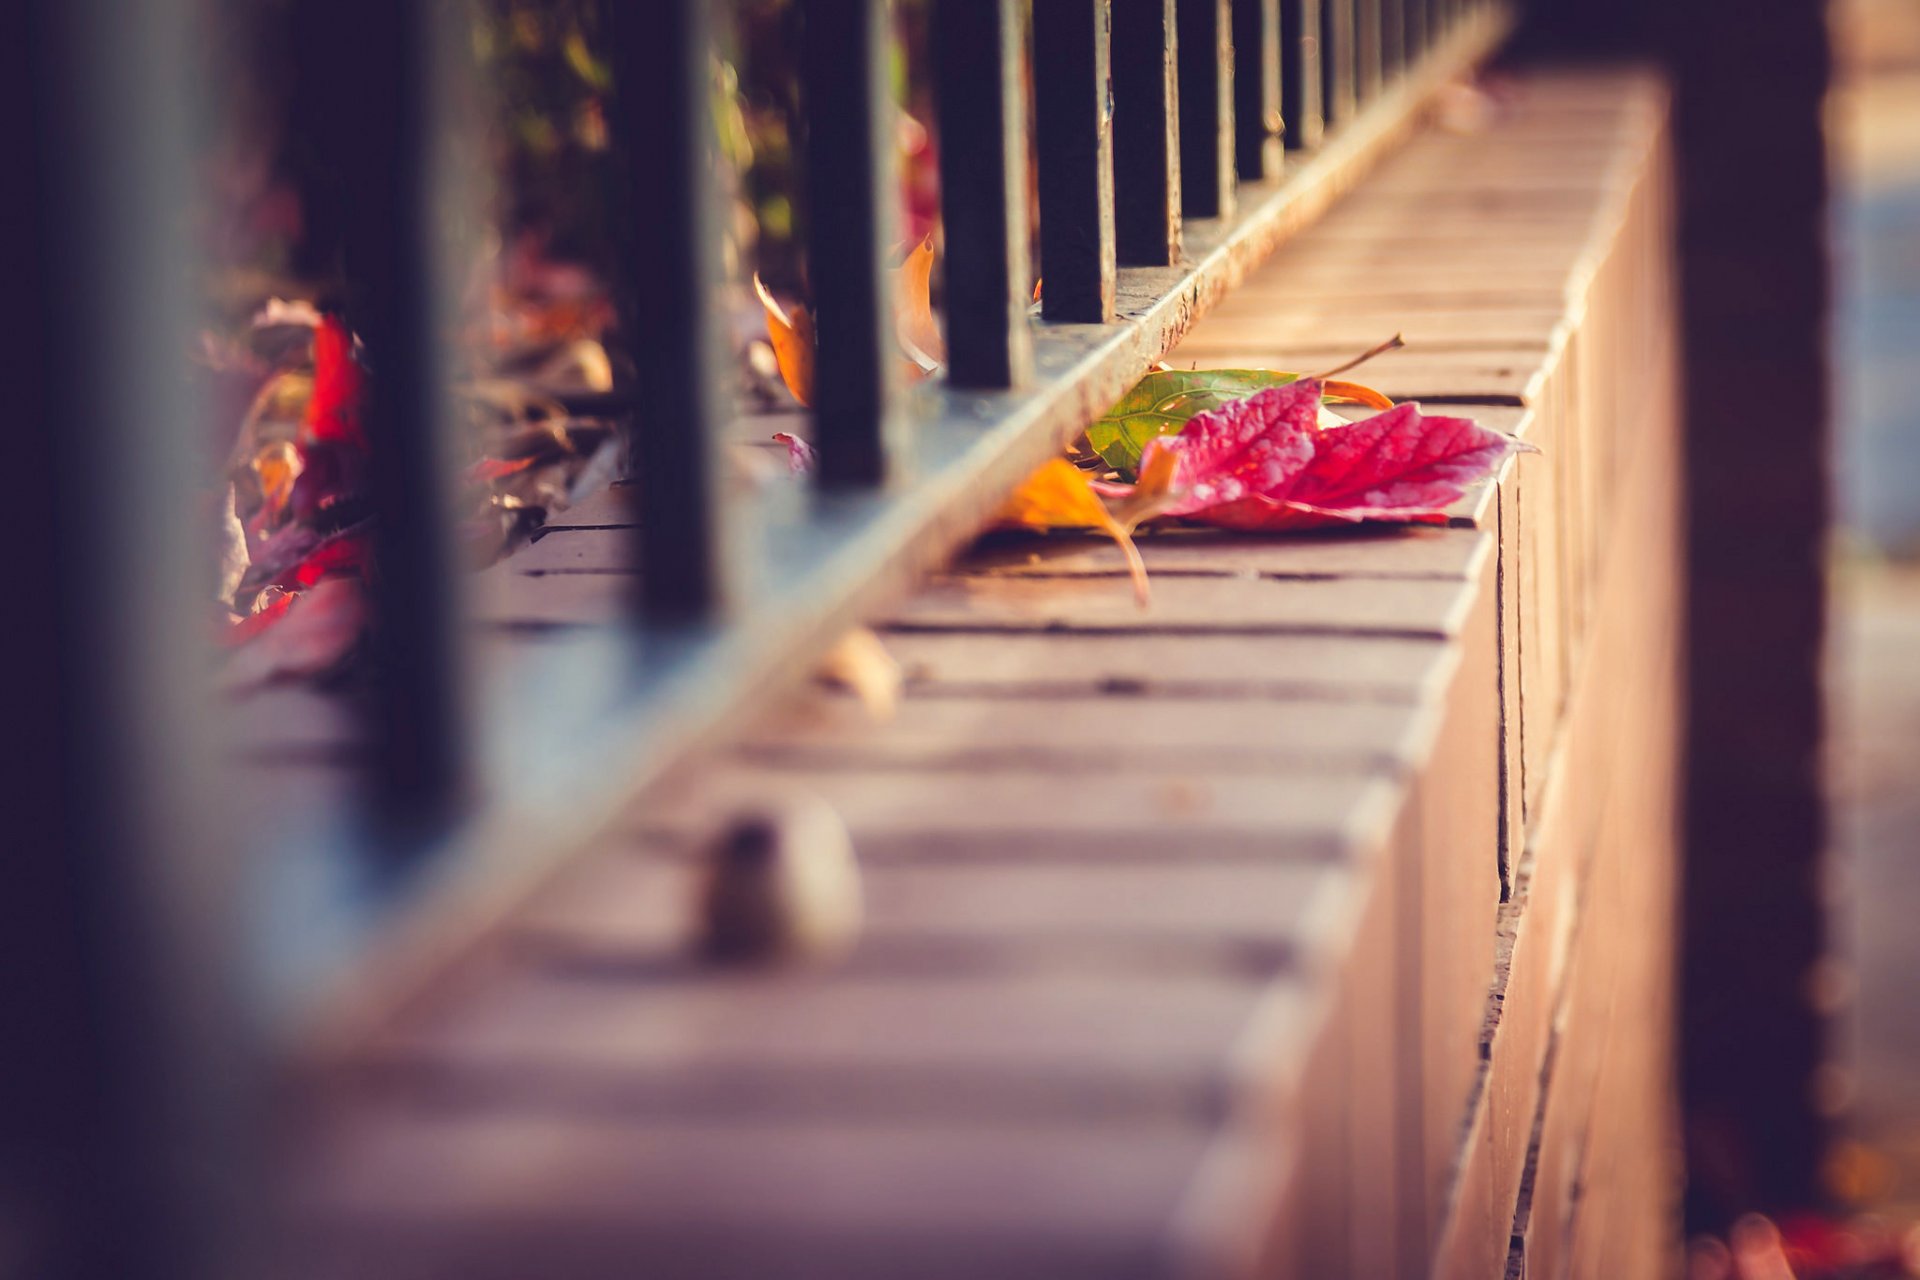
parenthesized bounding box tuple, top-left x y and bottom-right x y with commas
(270, 67, 1683, 1279)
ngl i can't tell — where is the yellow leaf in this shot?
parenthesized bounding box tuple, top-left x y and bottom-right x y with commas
(759, 243, 943, 402)
(754, 273, 817, 407)
(996, 458, 1150, 608)
(252, 440, 303, 521)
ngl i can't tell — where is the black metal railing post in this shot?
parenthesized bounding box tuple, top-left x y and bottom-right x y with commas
(1111, 0, 1183, 265)
(1281, 0, 1325, 150)
(1404, 0, 1428, 63)
(1232, 0, 1283, 181)
(1355, 0, 1384, 102)
(1033, 0, 1120, 323)
(606, 0, 741, 622)
(1379, 0, 1405, 78)
(1177, 0, 1236, 218)
(1321, 0, 1356, 127)
(326, 0, 472, 825)
(933, 0, 1035, 388)
(802, 0, 909, 487)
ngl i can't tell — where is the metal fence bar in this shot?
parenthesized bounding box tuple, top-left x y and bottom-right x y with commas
(1281, 0, 1324, 149)
(933, 0, 1035, 388)
(1232, 0, 1282, 180)
(1033, 0, 1119, 323)
(1111, 0, 1183, 264)
(13, 1, 250, 1275)
(803, 0, 906, 486)
(1404, 0, 1428, 63)
(329, 0, 471, 823)
(1354, 0, 1383, 104)
(1321, 0, 1356, 126)
(606, 0, 739, 621)
(1177, 0, 1235, 218)
(1379, 0, 1405, 77)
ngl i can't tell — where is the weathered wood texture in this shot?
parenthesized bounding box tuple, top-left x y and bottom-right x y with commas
(272, 68, 1682, 1279)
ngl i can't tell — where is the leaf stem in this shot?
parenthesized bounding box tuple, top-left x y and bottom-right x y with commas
(1310, 333, 1405, 381)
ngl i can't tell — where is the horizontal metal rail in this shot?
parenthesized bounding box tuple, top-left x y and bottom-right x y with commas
(294, 2, 1515, 1059)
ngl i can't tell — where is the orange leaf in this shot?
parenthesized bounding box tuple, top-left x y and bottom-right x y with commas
(467, 455, 539, 484)
(754, 273, 817, 407)
(1107, 441, 1185, 532)
(1310, 333, 1402, 409)
(1321, 379, 1395, 411)
(995, 459, 1150, 607)
(894, 236, 943, 367)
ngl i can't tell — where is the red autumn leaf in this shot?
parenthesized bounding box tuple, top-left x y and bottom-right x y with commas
(286, 439, 369, 525)
(1096, 378, 1526, 531)
(1093, 379, 1318, 516)
(303, 314, 366, 448)
(221, 591, 296, 646)
(242, 523, 371, 597)
(1272, 400, 1517, 526)
(219, 577, 368, 691)
(278, 530, 370, 590)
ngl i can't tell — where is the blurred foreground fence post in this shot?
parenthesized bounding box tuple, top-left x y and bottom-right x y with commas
(9, 1, 253, 1276)
(1520, 0, 1833, 1232)
(1672, 0, 1832, 1227)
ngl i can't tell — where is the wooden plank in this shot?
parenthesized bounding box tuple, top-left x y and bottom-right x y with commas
(884, 630, 1455, 700)
(1400, 538, 1502, 1272)
(1327, 838, 1405, 1276)
(1153, 350, 1547, 401)
(884, 571, 1478, 636)
(515, 848, 1343, 964)
(1494, 466, 1523, 892)
(523, 482, 639, 532)
(970, 524, 1488, 579)
(529, 524, 1494, 584)
(1221, 251, 1589, 286)
(1175, 306, 1570, 351)
(1432, 1083, 1501, 1280)
(357, 962, 1316, 1127)
(1515, 355, 1567, 821)
(467, 566, 623, 628)
(617, 763, 1397, 863)
(282, 1112, 1222, 1280)
(743, 692, 1433, 772)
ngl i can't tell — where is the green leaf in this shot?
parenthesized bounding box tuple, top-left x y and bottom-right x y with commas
(1087, 369, 1303, 476)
